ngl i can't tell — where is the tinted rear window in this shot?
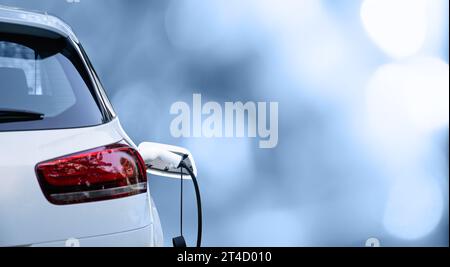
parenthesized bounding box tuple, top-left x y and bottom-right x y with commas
(0, 29, 105, 131)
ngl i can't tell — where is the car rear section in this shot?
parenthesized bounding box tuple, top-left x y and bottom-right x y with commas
(0, 7, 162, 247)
(0, 120, 161, 247)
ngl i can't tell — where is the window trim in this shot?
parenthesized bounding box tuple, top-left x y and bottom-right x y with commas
(77, 43, 116, 120)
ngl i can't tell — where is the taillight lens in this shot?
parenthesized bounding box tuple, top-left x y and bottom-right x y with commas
(36, 143, 147, 205)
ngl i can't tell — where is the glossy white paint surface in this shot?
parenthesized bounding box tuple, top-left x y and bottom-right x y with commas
(0, 119, 163, 247)
(32, 225, 153, 247)
(0, 5, 79, 42)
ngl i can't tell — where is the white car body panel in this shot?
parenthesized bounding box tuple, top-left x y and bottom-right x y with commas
(31, 225, 153, 247)
(0, 5, 79, 42)
(0, 119, 163, 246)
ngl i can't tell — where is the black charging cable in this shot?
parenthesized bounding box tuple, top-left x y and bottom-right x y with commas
(180, 165, 183, 237)
(172, 156, 202, 248)
(180, 160, 202, 247)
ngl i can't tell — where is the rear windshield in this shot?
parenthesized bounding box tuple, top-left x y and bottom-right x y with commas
(0, 28, 105, 131)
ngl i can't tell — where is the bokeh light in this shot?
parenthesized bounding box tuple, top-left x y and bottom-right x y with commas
(361, 0, 428, 58)
(383, 176, 444, 239)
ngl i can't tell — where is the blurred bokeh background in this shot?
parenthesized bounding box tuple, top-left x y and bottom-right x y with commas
(1, 0, 448, 246)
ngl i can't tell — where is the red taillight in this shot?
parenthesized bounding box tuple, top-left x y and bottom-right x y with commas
(36, 143, 147, 205)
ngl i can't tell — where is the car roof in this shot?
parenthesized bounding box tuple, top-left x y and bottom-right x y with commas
(0, 5, 79, 43)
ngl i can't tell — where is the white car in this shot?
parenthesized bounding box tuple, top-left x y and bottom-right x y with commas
(0, 5, 197, 247)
